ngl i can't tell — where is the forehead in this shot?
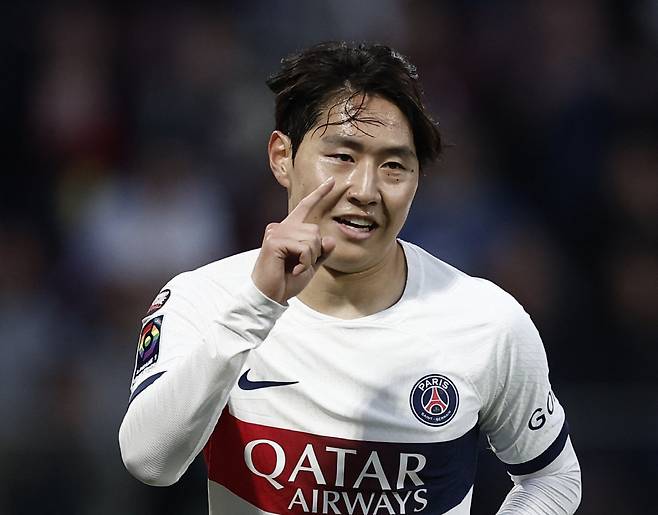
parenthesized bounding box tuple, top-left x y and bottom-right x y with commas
(308, 94, 415, 149)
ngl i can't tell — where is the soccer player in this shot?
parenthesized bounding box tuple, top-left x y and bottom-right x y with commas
(119, 42, 581, 514)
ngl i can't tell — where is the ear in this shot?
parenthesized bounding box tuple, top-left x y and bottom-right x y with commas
(268, 131, 293, 188)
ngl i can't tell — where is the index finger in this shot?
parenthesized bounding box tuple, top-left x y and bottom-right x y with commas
(284, 176, 335, 223)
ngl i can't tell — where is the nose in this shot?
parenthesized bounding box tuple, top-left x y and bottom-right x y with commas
(346, 159, 380, 207)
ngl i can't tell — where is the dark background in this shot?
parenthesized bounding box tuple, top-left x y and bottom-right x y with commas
(1, 1, 656, 513)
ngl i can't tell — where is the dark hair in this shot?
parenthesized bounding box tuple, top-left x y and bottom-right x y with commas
(266, 41, 442, 169)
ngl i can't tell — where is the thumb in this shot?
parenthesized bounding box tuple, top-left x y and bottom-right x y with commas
(314, 236, 336, 268)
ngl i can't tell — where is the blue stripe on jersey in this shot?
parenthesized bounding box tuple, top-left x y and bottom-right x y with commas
(128, 371, 165, 405)
(504, 420, 569, 476)
(421, 423, 481, 512)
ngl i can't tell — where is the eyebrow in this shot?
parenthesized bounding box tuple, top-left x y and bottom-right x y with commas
(320, 135, 417, 160)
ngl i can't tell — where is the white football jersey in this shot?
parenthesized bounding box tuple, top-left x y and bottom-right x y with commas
(128, 240, 568, 514)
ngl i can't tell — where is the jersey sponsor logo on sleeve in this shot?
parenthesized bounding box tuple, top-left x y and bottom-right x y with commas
(528, 391, 556, 430)
(133, 315, 163, 380)
(146, 289, 171, 315)
(410, 374, 459, 427)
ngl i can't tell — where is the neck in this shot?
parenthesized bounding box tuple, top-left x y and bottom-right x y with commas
(297, 242, 407, 319)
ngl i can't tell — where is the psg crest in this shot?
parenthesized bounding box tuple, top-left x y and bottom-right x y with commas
(410, 374, 459, 427)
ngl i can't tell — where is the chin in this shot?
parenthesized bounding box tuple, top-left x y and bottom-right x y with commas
(323, 242, 389, 274)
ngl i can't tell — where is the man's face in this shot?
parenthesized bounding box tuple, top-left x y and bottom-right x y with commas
(282, 94, 419, 273)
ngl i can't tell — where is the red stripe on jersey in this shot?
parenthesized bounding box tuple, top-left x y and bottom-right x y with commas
(203, 408, 479, 514)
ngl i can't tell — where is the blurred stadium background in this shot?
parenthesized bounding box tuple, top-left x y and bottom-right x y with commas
(1, 1, 656, 513)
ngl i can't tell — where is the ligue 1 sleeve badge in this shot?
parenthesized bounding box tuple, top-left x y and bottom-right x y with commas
(410, 374, 459, 427)
(133, 315, 163, 380)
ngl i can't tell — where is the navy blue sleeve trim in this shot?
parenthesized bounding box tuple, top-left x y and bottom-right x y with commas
(505, 420, 570, 476)
(128, 371, 165, 405)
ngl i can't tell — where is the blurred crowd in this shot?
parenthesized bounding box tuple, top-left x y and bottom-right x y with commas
(1, 2, 656, 514)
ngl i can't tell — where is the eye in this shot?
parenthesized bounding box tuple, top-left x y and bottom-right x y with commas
(329, 153, 354, 163)
(383, 161, 406, 170)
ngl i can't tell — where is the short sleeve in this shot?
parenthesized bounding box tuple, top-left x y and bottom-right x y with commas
(479, 308, 569, 476)
(128, 273, 210, 402)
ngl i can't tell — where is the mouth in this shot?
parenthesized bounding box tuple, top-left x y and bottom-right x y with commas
(333, 215, 378, 232)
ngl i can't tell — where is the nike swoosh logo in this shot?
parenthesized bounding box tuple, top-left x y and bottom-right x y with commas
(238, 369, 299, 390)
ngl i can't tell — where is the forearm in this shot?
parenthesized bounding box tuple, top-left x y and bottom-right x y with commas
(118, 337, 249, 486)
(497, 438, 582, 514)
(118, 282, 286, 486)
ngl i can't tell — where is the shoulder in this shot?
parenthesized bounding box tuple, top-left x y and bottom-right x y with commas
(402, 240, 527, 331)
(166, 248, 260, 292)
(145, 249, 261, 319)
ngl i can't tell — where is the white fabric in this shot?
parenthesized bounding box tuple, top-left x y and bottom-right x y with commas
(120, 270, 286, 486)
(119, 240, 581, 514)
(499, 439, 581, 514)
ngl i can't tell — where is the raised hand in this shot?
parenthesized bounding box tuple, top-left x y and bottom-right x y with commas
(251, 177, 336, 304)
